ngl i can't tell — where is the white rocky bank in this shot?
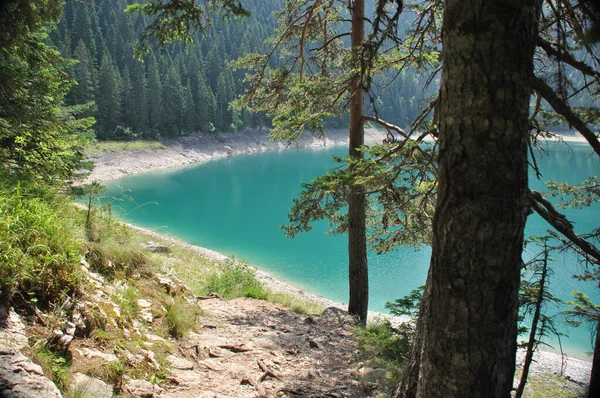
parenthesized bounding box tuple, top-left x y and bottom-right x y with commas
(84, 128, 388, 184)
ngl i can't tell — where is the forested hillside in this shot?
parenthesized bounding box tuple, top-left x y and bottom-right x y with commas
(49, 0, 432, 140)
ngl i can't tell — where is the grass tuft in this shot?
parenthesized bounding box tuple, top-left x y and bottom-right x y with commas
(202, 262, 268, 300)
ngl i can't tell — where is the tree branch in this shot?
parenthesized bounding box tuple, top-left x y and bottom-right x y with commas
(532, 76, 600, 157)
(530, 190, 600, 265)
(537, 38, 600, 79)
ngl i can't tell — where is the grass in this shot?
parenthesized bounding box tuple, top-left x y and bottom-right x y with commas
(0, 178, 84, 305)
(165, 296, 203, 338)
(85, 140, 165, 157)
(31, 341, 71, 391)
(202, 261, 269, 300)
(515, 369, 588, 397)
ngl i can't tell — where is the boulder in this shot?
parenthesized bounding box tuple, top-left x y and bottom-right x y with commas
(71, 373, 113, 398)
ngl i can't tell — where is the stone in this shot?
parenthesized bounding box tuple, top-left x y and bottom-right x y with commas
(0, 307, 29, 349)
(76, 347, 118, 363)
(71, 373, 113, 398)
(308, 339, 324, 350)
(0, 345, 62, 398)
(167, 354, 195, 370)
(137, 299, 152, 308)
(145, 241, 172, 254)
(139, 308, 153, 323)
(124, 379, 164, 397)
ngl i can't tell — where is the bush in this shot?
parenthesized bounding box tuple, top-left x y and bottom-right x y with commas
(165, 296, 202, 338)
(204, 262, 268, 300)
(0, 180, 83, 304)
(355, 320, 411, 393)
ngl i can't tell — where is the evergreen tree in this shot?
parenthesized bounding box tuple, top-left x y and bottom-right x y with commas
(216, 71, 233, 131)
(147, 55, 162, 135)
(68, 39, 96, 106)
(182, 80, 196, 134)
(120, 66, 135, 132)
(161, 66, 184, 135)
(196, 75, 216, 133)
(95, 52, 122, 138)
(130, 60, 149, 133)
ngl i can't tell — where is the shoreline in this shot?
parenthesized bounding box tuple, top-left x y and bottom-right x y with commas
(84, 128, 593, 384)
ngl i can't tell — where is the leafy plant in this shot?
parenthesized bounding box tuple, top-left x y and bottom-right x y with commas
(32, 341, 71, 391)
(203, 262, 267, 300)
(165, 296, 202, 338)
(0, 179, 84, 304)
(355, 320, 411, 394)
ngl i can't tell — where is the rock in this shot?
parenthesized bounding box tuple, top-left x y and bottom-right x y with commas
(0, 345, 62, 398)
(140, 349, 160, 369)
(71, 373, 113, 398)
(145, 241, 172, 254)
(167, 354, 195, 370)
(309, 339, 324, 350)
(124, 379, 164, 397)
(137, 299, 152, 308)
(319, 307, 359, 326)
(139, 308, 153, 323)
(308, 367, 324, 379)
(156, 276, 178, 295)
(76, 347, 118, 363)
(0, 307, 29, 349)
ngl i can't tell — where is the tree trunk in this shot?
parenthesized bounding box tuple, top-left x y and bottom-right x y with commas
(347, 0, 368, 324)
(589, 319, 600, 398)
(396, 0, 540, 396)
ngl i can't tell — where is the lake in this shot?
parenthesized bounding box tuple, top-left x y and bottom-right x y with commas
(102, 140, 599, 357)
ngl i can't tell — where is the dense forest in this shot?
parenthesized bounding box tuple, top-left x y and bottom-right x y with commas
(50, 0, 432, 140)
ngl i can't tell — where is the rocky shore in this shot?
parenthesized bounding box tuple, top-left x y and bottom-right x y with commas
(84, 128, 388, 184)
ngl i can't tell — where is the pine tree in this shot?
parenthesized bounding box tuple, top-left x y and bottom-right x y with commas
(161, 66, 184, 136)
(120, 66, 135, 132)
(147, 55, 162, 135)
(95, 52, 122, 139)
(216, 71, 233, 131)
(68, 39, 96, 106)
(130, 60, 149, 134)
(196, 74, 216, 133)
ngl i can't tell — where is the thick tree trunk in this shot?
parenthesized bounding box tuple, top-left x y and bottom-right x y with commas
(396, 0, 540, 396)
(347, 0, 368, 323)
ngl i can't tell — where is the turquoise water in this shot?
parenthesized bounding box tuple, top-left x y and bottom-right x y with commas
(103, 141, 599, 357)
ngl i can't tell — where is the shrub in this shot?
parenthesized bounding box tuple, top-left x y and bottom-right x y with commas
(203, 262, 268, 300)
(355, 320, 411, 394)
(165, 296, 202, 338)
(0, 180, 83, 304)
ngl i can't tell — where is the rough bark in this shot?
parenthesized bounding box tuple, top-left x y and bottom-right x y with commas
(396, 0, 539, 396)
(347, 0, 368, 324)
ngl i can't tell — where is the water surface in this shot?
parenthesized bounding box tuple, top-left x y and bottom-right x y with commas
(103, 141, 599, 357)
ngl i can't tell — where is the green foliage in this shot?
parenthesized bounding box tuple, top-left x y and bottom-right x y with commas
(116, 286, 140, 322)
(355, 320, 411, 393)
(546, 176, 600, 209)
(284, 141, 436, 254)
(165, 296, 203, 338)
(564, 291, 600, 327)
(0, 178, 83, 304)
(127, 0, 249, 54)
(385, 286, 424, 319)
(32, 341, 71, 391)
(0, 0, 94, 182)
(203, 262, 268, 300)
(84, 203, 149, 278)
